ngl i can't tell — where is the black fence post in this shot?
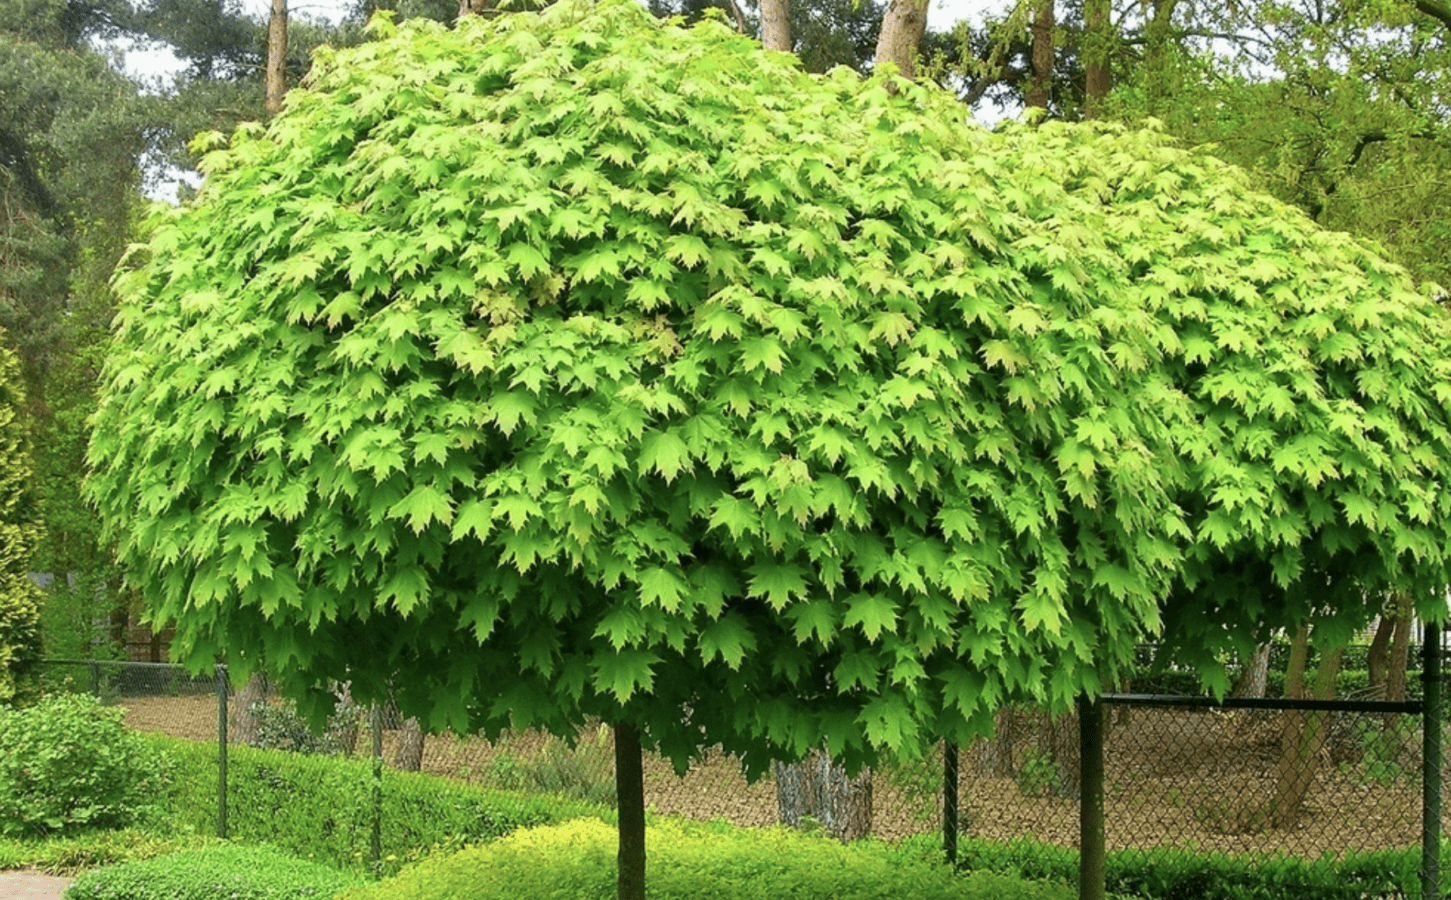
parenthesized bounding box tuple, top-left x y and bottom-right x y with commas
(943, 739, 959, 866)
(371, 704, 383, 873)
(1423, 624, 1442, 900)
(216, 663, 228, 840)
(1079, 694, 1105, 900)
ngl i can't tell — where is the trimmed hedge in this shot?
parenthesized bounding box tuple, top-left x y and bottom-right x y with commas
(149, 734, 611, 874)
(339, 818, 1081, 900)
(63, 844, 360, 900)
(945, 832, 1444, 900)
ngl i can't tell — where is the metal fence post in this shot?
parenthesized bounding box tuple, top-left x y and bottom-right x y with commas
(943, 738, 959, 866)
(1423, 624, 1441, 900)
(371, 704, 383, 872)
(1079, 694, 1105, 900)
(216, 663, 228, 840)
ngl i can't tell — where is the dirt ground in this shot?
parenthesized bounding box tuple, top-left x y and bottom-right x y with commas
(118, 695, 1430, 855)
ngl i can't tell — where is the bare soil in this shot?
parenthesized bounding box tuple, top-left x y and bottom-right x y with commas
(118, 696, 1429, 855)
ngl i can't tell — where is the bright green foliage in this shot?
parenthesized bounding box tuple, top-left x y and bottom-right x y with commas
(64, 844, 361, 900)
(0, 694, 170, 837)
(337, 818, 1076, 900)
(0, 336, 41, 706)
(89, 0, 1451, 778)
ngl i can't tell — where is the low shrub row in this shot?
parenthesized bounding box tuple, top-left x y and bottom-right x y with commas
(150, 733, 612, 874)
(64, 844, 361, 900)
(949, 832, 1444, 900)
(339, 818, 1083, 900)
(1126, 666, 1425, 701)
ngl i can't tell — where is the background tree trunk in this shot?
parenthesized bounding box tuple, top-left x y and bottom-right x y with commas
(873, 0, 928, 79)
(1231, 644, 1272, 698)
(973, 706, 1020, 777)
(760, 0, 791, 52)
(394, 717, 424, 771)
(1026, 0, 1053, 111)
(1046, 707, 1081, 799)
(1082, 0, 1112, 116)
(265, 0, 287, 114)
(774, 749, 873, 840)
(1271, 635, 1345, 828)
(231, 672, 271, 745)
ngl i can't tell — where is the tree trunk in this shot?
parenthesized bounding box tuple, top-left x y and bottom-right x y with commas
(1047, 707, 1081, 799)
(232, 672, 271, 745)
(1026, 0, 1053, 111)
(1231, 644, 1272, 699)
(265, 0, 287, 114)
(973, 705, 1019, 777)
(456, 0, 495, 18)
(774, 749, 873, 841)
(394, 717, 424, 771)
(1142, 0, 1178, 115)
(760, 0, 790, 52)
(1082, 0, 1112, 117)
(1385, 595, 1414, 703)
(874, 0, 929, 80)
(1271, 637, 1345, 829)
(615, 722, 645, 900)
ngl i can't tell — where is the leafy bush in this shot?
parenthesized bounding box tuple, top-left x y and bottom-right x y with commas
(151, 734, 608, 875)
(244, 699, 362, 756)
(0, 694, 170, 837)
(482, 729, 616, 807)
(339, 819, 1078, 900)
(63, 844, 359, 900)
(951, 832, 1442, 900)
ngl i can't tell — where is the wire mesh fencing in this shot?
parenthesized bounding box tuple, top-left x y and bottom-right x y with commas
(34, 660, 947, 851)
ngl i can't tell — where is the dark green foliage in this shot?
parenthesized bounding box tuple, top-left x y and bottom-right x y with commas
(62, 844, 360, 900)
(154, 734, 605, 875)
(0, 336, 41, 705)
(338, 818, 1078, 900)
(0, 694, 170, 837)
(949, 833, 1440, 900)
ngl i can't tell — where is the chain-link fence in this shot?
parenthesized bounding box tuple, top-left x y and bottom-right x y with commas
(36, 650, 1446, 894)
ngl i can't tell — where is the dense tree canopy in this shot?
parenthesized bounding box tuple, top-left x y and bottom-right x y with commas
(90, 0, 1451, 782)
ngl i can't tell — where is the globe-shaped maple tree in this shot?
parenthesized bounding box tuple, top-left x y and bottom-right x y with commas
(91, 0, 1451, 790)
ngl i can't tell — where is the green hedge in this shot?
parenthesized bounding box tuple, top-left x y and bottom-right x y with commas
(339, 819, 1082, 900)
(1126, 667, 1424, 701)
(949, 833, 1442, 900)
(64, 844, 360, 900)
(149, 734, 610, 875)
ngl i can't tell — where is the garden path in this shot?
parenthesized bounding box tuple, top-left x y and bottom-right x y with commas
(0, 870, 73, 898)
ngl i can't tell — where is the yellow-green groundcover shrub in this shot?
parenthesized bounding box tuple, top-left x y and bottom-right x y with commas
(341, 819, 1077, 900)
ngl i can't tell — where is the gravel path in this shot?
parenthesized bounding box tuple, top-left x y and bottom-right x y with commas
(0, 870, 74, 899)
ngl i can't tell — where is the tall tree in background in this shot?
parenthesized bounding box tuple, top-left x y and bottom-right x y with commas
(266, 0, 289, 113)
(875, 0, 928, 76)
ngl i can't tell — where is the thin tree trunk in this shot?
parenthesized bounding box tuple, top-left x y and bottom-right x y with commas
(1026, 0, 1054, 111)
(265, 0, 287, 114)
(1082, 0, 1112, 116)
(615, 722, 645, 900)
(1271, 639, 1345, 829)
(1231, 644, 1272, 699)
(760, 0, 791, 52)
(394, 717, 424, 771)
(773, 755, 819, 827)
(874, 0, 929, 80)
